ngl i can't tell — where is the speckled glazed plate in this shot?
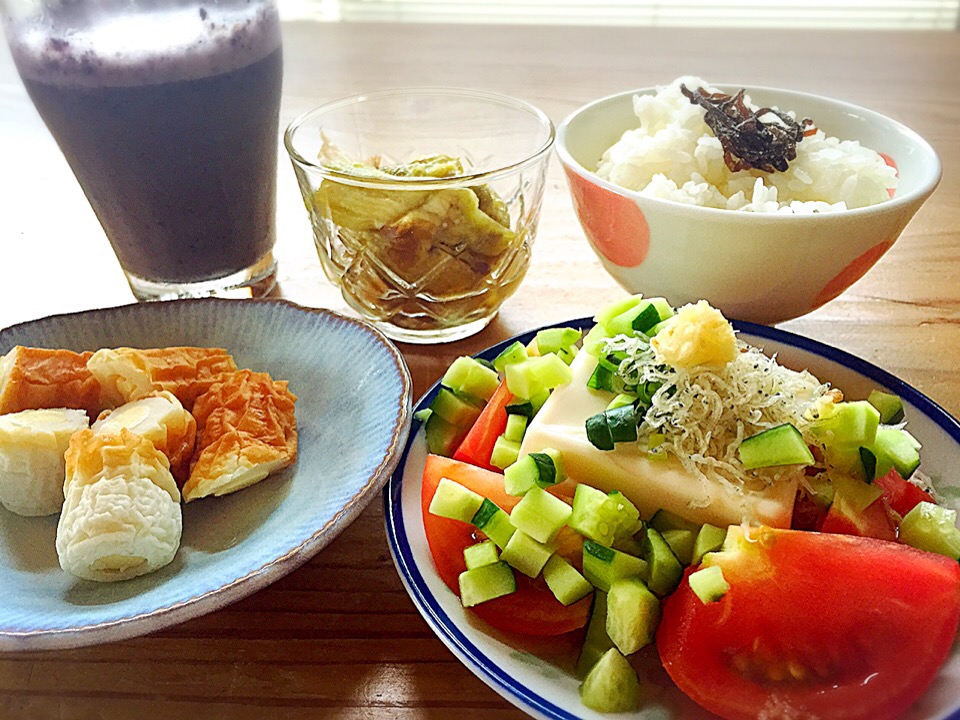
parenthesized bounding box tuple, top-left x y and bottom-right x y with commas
(385, 318, 960, 720)
(0, 299, 411, 650)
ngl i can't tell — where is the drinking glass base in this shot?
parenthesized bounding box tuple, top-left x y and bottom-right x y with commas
(124, 254, 278, 301)
(371, 314, 495, 345)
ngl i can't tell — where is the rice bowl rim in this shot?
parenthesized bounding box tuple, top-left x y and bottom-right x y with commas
(556, 82, 942, 222)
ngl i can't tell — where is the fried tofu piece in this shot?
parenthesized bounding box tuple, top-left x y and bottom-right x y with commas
(183, 370, 297, 502)
(92, 391, 197, 486)
(57, 429, 181, 583)
(0, 346, 103, 418)
(86, 347, 238, 410)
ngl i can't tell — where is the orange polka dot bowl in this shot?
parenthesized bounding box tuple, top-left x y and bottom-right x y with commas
(556, 84, 941, 325)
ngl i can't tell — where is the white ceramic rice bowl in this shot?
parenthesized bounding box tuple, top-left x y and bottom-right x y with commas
(556, 85, 941, 324)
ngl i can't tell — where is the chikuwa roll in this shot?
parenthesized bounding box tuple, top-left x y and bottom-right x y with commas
(184, 370, 297, 502)
(0, 346, 103, 418)
(92, 391, 197, 485)
(86, 347, 238, 410)
(0, 408, 89, 516)
(57, 429, 181, 582)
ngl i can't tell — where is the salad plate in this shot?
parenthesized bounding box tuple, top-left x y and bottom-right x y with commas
(0, 298, 412, 650)
(385, 317, 960, 720)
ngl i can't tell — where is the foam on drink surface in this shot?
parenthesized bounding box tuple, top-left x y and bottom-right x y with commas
(8, 3, 280, 87)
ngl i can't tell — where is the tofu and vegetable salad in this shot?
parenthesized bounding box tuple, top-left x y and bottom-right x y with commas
(416, 295, 960, 719)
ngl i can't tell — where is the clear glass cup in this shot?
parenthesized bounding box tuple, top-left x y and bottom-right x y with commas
(2, 0, 283, 300)
(285, 88, 555, 344)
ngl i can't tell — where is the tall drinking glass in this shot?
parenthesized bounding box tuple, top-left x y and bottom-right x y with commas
(2, 0, 283, 300)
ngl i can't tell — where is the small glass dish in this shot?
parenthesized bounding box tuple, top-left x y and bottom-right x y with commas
(284, 88, 555, 344)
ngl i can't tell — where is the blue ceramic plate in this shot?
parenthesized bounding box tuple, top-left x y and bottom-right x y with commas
(0, 299, 411, 650)
(385, 318, 960, 720)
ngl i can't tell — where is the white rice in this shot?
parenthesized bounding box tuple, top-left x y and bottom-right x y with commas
(596, 76, 898, 214)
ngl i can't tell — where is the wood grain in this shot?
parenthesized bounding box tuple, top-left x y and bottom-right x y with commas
(0, 20, 959, 718)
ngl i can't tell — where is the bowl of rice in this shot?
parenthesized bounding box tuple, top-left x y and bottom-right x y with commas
(556, 77, 941, 324)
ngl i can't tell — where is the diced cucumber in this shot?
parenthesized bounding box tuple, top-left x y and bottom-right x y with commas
(442, 356, 500, 401)
(430, 387, 484, 427)
(583, 540, 648, 592)
(871, 426, 922, 480)
(504, 413, 528, 443)
(463, 540, 499, 570)
(543, 555, 593, 606)
(613, 535, 644, 557)
(505, 399, 533, 418)
(868, 390, 906, 425)
(607, 491, 642, 540)
(809, 400, 880, 448)
(646, 318, 672, 337)
(583, 324, 612, 358)
(642, 527, 683, 596)
(458, 561, 516, 607)
(649, 508, 701, 535)
(413, 408, 432, 423)
(424, 412, 466, 456)
(529, 448, 566, 487)
(661, 528, 696, 566)
(493, 341, 528, 372)
(505, 354, 574, 399)
(899, 501, 960, 560)
(607, 298, 673, 337)
(428, 478, 484, 523)
(558, 346, 578, 366)
(595, 295, 645, 329)
(569, 484, 620, 546)
(606, 393, 636, 410)
(489, 435, 521, 470)
(536, 327, 582, 355)
(503, 454, 539, 496)
(500, 529, 555, 578)
(471, 498, 516, 549)
(503, 449, 565, 496)
(688, 565, 730, 604)
(606, 577, 660, 654)
(831, 473, 884, 513)
(510, 486, 573, 543)
(738, 424, 815, 469)
(579, 648, 642, 713)
(577, 591, 614, 679)
(691, 524, 727, 566)
(587, 363, 617, 393)
(529, 389, 551, 415)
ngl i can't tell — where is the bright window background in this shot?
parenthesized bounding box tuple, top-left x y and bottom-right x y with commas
(281, 0, 960, 29)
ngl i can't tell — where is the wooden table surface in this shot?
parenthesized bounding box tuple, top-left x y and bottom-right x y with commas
(1, 20, 959, 719)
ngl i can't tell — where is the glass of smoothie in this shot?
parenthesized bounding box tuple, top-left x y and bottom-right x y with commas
(2, 0, 283, 300)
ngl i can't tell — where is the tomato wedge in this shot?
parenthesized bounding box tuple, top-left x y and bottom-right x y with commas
(875, 468, 935, 518)
(819, 496, 897, 542)
(658, 526, 960, 720)
(453, 381, 513, 472)
(421, 454, 589, 636)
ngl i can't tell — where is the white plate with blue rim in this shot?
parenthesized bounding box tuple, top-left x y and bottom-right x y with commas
(0, 298, 412, 650)
(384, 317, 960, 720)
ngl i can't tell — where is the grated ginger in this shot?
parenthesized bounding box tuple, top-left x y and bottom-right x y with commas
(651, 300, 738, 368)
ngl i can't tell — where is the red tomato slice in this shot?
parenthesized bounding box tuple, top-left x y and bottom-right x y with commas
(658, 527, 960, 720)
(421, 454, 589, 636)
(820, 496, 897, 542)
(875, 469, 935, 518)
(453, 381, 513, 472)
